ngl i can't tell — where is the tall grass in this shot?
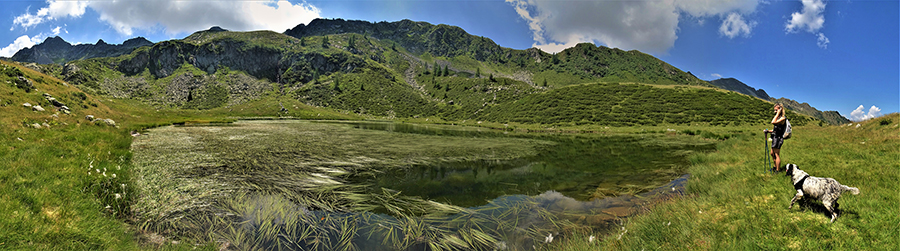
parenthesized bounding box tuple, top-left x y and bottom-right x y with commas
(554, 114, 899, 250)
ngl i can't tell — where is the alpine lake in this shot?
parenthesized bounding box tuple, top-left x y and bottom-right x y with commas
(130, 120, 715, 250)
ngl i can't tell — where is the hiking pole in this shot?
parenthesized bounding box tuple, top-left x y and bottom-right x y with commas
(764, 129, 771, 173)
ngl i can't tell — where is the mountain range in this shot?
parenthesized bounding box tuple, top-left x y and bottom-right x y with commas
(4, 18, 848, 125)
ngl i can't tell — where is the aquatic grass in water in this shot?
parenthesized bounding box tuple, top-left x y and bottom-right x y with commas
(130, 120, 714, 249)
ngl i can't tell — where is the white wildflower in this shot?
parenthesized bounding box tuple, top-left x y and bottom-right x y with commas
(105, 205, 111, 209)
(95, 169, 100, 173)
(589, 235, 595, 243)
(114, 193, 122, 199)
(89, 160, 94, 168)
(111, 173, 117, 178)
(116, 165, 121, 170)
(102, 172, 107, 177)
(667, 222, 671, 226)
(699, 210, 703, 214)
(544, 233, 554, 243)
(120, 183, 126, 189)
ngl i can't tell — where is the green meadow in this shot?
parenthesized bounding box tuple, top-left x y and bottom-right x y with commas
(2, 58, 897, 250)
(555, 114, 899, 250)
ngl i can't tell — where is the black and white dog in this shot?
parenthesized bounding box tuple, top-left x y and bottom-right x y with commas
(785, 164, 860, 223)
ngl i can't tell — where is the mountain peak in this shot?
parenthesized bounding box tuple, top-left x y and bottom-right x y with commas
(207, 26, 228, 32)
(42, 36, 71, 47)
(123, 37, 153, 47)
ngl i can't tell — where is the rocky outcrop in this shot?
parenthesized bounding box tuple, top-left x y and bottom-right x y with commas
(11, 36, 153, 64)
(43, 93, 71, 114)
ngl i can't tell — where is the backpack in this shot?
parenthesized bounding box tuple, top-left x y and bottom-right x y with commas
(783, 119, 792, 139)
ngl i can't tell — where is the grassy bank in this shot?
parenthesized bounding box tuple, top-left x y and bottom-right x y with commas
(555, 113, 899, 250)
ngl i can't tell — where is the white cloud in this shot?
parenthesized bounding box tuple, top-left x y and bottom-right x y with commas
(506, 0, 761, 54)
(784, 0, 828, 49)
(816, 32, 830, 49)
(785, 0, 826, 33)
(850, 105, 882, 121)
(711, 73, 723, 78)
(719, 12, 756, 38)
(0, 35, 43, 57)
(12, 1, 88, 30)
(12, 0, 320, 36)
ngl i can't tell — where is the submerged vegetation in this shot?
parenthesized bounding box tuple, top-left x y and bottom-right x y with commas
(128, 120, 713, 250)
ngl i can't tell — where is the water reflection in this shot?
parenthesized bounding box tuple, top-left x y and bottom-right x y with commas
(339, 121, 713, 207)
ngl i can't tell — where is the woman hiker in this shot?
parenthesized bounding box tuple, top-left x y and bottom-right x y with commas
(764, 103, 787, 172)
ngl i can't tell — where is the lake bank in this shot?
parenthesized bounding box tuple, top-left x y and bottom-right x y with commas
(553, 114, 899, 250)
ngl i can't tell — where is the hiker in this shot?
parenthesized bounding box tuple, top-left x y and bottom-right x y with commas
(764, 103, 787, 172)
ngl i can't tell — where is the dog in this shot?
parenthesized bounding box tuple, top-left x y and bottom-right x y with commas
(785, 164, 860, 223)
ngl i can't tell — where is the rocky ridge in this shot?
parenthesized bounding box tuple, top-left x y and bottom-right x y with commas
(11, 36, 153, 64)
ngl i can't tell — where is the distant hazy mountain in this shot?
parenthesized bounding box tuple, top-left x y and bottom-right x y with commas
(770, 97, 851, 125)
(11, 36, 153, 64)
(709, 78, 771, 100)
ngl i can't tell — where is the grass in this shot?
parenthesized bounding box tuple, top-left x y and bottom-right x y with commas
(5, 59, 894, 250)
(552, 113, 900, 250)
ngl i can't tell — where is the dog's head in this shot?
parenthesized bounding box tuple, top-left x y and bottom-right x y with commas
(785, 163, 797, 177)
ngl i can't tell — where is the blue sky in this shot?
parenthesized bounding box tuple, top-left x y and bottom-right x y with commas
(1, 0, 896, 121)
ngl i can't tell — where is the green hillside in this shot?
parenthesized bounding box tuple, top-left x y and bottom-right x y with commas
(477, 83, 813, 126)
(43, 19, 813, 126)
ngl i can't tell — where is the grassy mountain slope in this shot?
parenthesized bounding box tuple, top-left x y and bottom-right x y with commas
(477, 82, 814, 126)
(286, 18, 709, 87)
(47, 19, 801, 127)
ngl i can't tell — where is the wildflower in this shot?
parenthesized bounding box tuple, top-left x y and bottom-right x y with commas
(89, 160, 94, 168)
(105, 205, 111, 209)
(699, 210, 703, 214)
(115, 193, 122, 199)
(589, 235, 595, 243)
(102, 172, 107, 177)
(116, 165, 121, 170)
(95, 169, 100, 173)
(121, 183, 126, 189)
(544, 233, 553, 243)
(111, 173, 117, 178)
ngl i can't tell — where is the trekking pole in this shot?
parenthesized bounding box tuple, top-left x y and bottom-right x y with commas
(764, 129, 771, 173)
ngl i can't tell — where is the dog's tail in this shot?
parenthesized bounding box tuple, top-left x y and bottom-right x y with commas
(843, 185, 860, 195)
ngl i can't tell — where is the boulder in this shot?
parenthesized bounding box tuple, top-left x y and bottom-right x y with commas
(85, 115, 95, 121)
(31, 123, 42, 129)
(103, 119, 116, 127)
(48, 97, 65, 107)
(42, 122, 50, 128)
(23, 102, 32, 108)
(15, 76, 35, 92)
(32, 105, 45, 112)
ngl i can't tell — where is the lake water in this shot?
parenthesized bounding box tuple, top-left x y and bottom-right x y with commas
(131, 120, 715, 250)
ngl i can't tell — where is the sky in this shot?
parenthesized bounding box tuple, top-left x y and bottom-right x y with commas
(1, 0, 897, 121)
